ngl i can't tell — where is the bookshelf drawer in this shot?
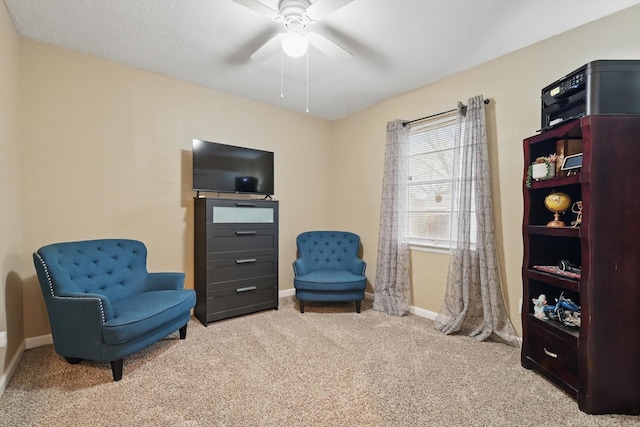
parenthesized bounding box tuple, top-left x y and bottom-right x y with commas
(527, 321, 578, 389)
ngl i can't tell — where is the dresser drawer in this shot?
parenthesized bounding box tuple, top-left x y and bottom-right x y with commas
(206, 255, 277, 286)
(206, 199, 279, 230)
(206, 227, 277, 259)
(204, 281, 278, 322)
(527, 321, 579, 390)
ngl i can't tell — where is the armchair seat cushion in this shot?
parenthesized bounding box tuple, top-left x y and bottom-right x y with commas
(294, 271, 366, 292)
(104, 290, 196, 345)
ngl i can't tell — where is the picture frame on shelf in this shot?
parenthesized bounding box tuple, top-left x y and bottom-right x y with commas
(561, 153, 583, 175)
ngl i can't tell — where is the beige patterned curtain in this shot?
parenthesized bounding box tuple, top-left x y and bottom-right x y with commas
(434, 96, 518, 345)
(373, 119, 411, 316)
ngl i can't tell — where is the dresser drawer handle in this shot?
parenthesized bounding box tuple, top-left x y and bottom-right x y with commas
(236, 202, 256, 207)
(236, 286, 257, 293)
(236, 231, 257, 235)
(544, 348, 558, 359)
(236, 258, 257, 264)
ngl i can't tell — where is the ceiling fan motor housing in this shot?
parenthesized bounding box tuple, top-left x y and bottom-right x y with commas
(279, 0, 312, 25)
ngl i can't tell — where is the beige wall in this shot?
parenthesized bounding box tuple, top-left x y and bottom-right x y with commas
(332, 5, 640, 336)
(0, 1, 24, 378)
(5, 4, 640, 346)
(19, 40, 335, 337)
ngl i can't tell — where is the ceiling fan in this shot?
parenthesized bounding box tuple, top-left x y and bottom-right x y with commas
(233, 0, 353, 61)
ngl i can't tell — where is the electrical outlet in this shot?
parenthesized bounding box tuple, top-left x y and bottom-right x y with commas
(518, 298, 523, 314)
(0, 331, 7, 347)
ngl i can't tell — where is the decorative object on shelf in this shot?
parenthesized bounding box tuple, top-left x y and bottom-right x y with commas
(561, 153, 583, 176)
(532, 264, 581, 280)
(563, 311, 581, 328)
(526, 154, 557, 188)
(556, 141, 565, 176)
(571, 201, 583, 228)
(529, 154, 557, 183)
(532, 294, 548, 319)
(556, 139, 584, 177)
(544, 191, 571, 227)
(559, 259, 581, 274)
(541, 292, 581, 328)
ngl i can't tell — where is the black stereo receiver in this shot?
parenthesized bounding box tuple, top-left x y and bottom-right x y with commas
(541, 60, 640, 130)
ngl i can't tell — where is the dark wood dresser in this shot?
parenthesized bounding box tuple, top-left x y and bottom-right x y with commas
(194, 197, 279, 325)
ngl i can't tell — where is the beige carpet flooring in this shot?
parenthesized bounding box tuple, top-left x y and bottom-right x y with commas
(1, 297, 638, 426)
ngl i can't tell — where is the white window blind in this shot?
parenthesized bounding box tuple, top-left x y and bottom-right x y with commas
(407, 112, 476, 249)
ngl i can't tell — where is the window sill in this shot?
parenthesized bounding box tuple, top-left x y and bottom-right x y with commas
(409, 244, 450, 255)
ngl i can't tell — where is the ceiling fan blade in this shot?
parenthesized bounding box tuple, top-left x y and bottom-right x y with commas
(305, 0, 354, 21)
(250, 33, 284, 60)
(308, 32, 352, 61)
(232, 0, 279, 19)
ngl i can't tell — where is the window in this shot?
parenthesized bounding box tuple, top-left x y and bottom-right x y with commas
(406, 112, 476, 250)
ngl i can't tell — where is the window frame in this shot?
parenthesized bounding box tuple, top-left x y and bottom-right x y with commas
(405, 111, 476, 252)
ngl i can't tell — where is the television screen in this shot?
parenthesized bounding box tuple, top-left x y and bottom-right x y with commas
(192, 139, 274, 195)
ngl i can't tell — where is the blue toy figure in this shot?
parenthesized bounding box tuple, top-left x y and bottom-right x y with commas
(542, 292, 581, 327)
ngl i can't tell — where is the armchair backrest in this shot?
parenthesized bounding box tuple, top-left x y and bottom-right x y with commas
(34, 239, 149, 301)
(296, 231, 361, 272)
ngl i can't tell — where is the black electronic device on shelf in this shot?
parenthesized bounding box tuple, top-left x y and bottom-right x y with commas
(541, 60, 640, 130)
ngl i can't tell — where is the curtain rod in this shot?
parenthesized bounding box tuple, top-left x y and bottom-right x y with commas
(402, 98, 490, 127)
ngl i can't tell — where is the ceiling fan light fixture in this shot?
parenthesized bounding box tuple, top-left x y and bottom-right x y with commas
(281, 16, 308, 58)
(282, 29, 308, 58)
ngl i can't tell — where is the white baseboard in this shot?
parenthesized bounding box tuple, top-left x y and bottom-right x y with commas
(0, 341, 25, 397)
(410, 305, 438, 320)
(25, 334, 53, 349)
(278, 288, 295, 298)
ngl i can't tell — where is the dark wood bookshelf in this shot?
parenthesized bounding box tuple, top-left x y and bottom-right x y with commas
(521, 115, 640, 415)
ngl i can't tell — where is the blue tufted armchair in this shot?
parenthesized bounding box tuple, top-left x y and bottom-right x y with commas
(293, 231, 367, 313)
(33, 239, 196, 381)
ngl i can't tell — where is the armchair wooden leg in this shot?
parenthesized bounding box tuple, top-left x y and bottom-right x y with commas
(179, 324, 188, 339)
(111, 359, 123, 381)
(356, 300, 361, 313)
(299, 300, 305, 313)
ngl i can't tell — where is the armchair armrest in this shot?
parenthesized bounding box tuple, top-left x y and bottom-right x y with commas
(143, 272, 186, 291)
(54, 291, 114, 322)
(349, 258, 367, 276)
(292, 259, 310, 277)
(46, 292, 114, 359)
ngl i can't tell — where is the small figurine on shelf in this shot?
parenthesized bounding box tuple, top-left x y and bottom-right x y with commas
(571, 200, 583, 228)
(563, 311, 582, 327)
(532, 294, 547, 319)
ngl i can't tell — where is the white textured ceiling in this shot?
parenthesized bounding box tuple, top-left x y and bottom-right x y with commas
(4, 0, 640, 121)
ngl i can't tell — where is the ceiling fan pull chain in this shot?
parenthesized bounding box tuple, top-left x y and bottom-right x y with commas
(280, 49, 284, 99)
(306, 48, 309, 113)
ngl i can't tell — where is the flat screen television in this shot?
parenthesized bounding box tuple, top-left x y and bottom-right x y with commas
(192, 139, 274, 196)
